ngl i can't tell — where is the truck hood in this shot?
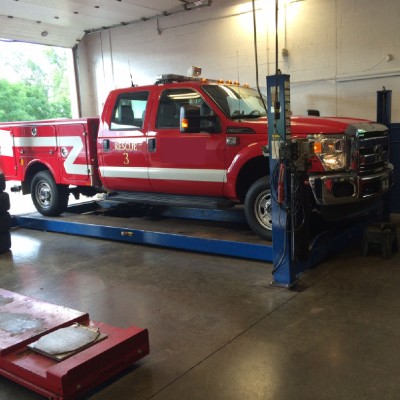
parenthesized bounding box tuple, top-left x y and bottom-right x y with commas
(290, 115, 376, 135)
(243, 115, 376, 135)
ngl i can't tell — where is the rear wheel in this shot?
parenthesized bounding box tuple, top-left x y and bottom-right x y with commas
(31, 171, 69, 216)
(244, 176, 272, 241)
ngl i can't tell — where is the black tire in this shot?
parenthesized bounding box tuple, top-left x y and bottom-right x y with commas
(0, 212, 11, 234)
(0, 192, 10, 213)
(244, 176, 272, 241)
(0, 172, 5, 192)
(31, 171, 69, 216)
(0, 232, 11, 254)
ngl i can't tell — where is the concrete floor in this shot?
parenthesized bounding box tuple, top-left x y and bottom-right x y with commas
(1, 214, 400, 399)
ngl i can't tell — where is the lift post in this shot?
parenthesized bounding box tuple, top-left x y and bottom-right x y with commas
(266, 73, 297, 287)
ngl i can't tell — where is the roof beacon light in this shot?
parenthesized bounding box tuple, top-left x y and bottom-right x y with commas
(155, 73, 247, 87)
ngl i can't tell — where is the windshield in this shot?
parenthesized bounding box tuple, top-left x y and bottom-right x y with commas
(202, 84, 267, 119)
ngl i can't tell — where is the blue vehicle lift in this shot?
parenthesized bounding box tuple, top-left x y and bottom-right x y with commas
(12, 196, 367, 287)
(12, 204, 274, 263)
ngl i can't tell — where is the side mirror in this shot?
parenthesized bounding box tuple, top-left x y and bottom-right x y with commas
(180, 105, 220, 133)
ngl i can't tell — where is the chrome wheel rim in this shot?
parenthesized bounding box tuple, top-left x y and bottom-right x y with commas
(254, 190, 272, 230)
(35, 181, 52, 209)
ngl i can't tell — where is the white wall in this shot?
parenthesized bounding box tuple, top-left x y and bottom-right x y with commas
(75, 0, 400, 122)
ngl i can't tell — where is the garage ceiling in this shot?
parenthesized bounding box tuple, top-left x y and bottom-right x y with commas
(0, 0, 209, 48)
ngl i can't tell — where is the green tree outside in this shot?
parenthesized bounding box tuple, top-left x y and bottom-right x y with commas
(0, 44, 72, 122)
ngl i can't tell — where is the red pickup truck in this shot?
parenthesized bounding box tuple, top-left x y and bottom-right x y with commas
(0, 74, 393, 240)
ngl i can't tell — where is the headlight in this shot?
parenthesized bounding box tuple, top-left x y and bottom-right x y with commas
(311, 134, 347, 171)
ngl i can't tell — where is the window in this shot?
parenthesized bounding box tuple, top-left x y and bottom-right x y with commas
(156, 88, 213, 129)
(202, 85, 267, 119)
(110, 91, 149, 130)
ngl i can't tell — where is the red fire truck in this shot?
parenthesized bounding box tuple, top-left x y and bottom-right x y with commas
(0, 74, 393, 240)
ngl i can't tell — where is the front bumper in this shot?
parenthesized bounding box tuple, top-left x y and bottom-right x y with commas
(308, 163, 393, 206)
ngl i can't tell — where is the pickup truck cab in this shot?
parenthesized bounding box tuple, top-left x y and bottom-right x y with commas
(0, 74, 393, 240)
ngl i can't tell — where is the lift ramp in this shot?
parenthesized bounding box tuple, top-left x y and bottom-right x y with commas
(12, 200, 274, 262)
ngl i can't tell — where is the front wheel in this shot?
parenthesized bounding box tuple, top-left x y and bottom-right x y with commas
(244, 176, 272, 241)
(31, 171, 69, 216)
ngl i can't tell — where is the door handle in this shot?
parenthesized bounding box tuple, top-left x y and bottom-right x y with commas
(103, 139, 110, 151)
(148, 138, 156, 152)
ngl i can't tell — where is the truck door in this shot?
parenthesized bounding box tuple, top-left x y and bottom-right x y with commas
(147, 88, 225, 196)
(98, 91, 151, 191)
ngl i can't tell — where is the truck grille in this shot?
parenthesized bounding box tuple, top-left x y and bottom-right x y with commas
(356, 129, 389, 174)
